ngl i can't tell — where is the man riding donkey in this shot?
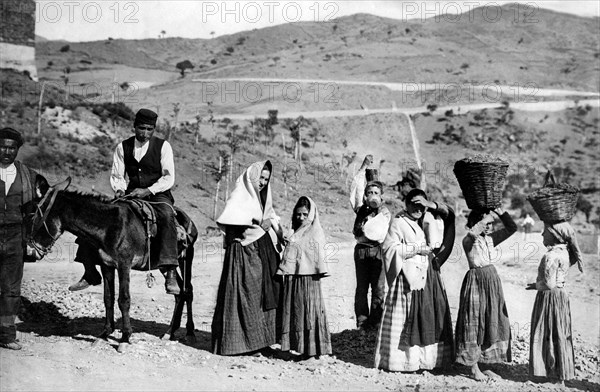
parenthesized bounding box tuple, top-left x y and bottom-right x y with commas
(0, 128, 49, 350)
(69, 109, 180, 295)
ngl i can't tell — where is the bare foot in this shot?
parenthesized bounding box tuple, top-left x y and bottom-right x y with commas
(470, 364, 488, 381)
(554, 379, 565, 387)
(483, 369, 501, 380)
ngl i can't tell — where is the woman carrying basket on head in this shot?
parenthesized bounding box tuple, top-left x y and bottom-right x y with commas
(527, 222, 583, 386)
(455, 207, 517, 381)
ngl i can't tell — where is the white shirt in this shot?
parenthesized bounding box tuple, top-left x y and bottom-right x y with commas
(0, 163, 17, 195)
(349, 170, 366, 212)
(110, 138, 175, 195)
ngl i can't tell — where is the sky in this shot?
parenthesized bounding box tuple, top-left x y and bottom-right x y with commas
(34, 0, 600, 42)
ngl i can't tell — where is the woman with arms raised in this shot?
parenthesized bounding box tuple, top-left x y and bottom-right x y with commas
(455, 207, 517, 380)
(374, 188, 456, 372)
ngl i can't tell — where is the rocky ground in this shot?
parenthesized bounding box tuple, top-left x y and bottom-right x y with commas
(1, 234, 599, 391)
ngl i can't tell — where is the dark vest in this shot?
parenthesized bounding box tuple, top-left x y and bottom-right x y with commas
(122, 136, 173, 201)
(0, 167, 25, 226)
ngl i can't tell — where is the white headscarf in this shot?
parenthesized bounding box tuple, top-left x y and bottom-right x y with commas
(278, 196, 328, 276)
(217, 160, 279, 246)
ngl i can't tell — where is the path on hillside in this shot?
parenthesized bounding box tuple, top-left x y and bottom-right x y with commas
(192, 76, 599, 119)
(192, 77, 600, 98)
(208, 98, 600, 120)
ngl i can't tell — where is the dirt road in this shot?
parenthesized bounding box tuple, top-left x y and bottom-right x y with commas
(1, 233, 599, 391)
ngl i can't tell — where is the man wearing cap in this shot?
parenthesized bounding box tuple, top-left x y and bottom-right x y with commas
(352, 175, 391, 330)
(0, 128, 48, 350)
(69, 109, 180, 295)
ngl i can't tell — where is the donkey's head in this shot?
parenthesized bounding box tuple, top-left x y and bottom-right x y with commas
(28, 177, 71, 260)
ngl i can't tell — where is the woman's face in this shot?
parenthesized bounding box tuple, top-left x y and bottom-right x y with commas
(405, 198, 425, 220)
(483, 220, 494, 236)
(294, 206, 310, 227)
(258, 169, 271, 191)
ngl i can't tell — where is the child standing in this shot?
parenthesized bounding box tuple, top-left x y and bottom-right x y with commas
(278, 196, 332, 359)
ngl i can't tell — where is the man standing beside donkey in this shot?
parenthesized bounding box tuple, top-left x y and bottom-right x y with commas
(0, 128, 48, 350)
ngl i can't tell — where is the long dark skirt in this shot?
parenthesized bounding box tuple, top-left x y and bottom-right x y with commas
(455, 265, 511, 365)
(529, 288, 575, 380)
(211, 234, 279, 355)
(400, 262, 456, 364)
(280, 275, 332, 357)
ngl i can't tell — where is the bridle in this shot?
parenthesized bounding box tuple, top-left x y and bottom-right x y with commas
(28, 186, 62, 258)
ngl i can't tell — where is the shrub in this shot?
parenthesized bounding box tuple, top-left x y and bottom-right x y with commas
(60, 44, 70, 52)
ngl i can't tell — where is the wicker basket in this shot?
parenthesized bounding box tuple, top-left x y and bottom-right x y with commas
(527, 172, 580, 223)
(453, 155, 509, 210)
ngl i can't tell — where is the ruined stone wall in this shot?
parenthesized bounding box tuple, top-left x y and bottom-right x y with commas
(0, 0, 38, 80)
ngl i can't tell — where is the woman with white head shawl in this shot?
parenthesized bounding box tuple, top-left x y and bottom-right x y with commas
(528, 221, 583, 386)
(277, 196, 332, 360)
(211, 160, 283, 356)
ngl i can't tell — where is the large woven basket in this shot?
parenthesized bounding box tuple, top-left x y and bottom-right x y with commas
(527, 172, 580, 223)
(453, 155, 509, 210)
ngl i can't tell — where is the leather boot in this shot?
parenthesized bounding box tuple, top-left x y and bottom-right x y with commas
(164, 269, 180, 295)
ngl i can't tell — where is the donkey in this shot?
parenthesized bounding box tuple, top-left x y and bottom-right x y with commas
(28, 178, 198, 352)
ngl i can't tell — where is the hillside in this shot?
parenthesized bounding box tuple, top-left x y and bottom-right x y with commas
(36, 5, 600, 91)
(1, 4, 597, 239)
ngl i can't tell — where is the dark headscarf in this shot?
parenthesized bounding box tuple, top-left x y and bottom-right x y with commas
(545, 222, 584, 272)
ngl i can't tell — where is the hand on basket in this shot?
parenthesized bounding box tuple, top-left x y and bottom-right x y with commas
(525, 282, 537, 290)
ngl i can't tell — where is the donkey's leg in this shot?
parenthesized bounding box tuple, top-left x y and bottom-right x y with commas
(162, 257, 185, 340)
(184, 247, 196, 344)
(94, 265, 115, 344)
(162, 289, 185, 341)
(184, 287, 196, 345)
(116, 263, 132, 353)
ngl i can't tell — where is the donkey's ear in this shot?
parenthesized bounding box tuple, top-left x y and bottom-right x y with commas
(35, 175, 50, 199)
(54, 177, 72, 192)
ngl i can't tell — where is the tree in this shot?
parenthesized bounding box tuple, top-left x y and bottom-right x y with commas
(208, 151, 229, 220)
(308, 123, 321, 147)
(194, 112, 202, 145)
(166, 103, 180, 141)
(254, 118, 274, 154)
(62, 66, 71, 101)
(206, 101, 214, 128)
(210, 31, 215, 38)
(224, 124, 242, 200)
(176, 60, 195, 78)
(267, 110, 278, 127)
(160, 30, 166, 38)
(576, 195, 593, 223)
(287, 116, 311, 161)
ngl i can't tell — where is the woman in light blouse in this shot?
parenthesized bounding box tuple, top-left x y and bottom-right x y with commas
(455, 207, 517, 381)
(528, 221, 583, 386)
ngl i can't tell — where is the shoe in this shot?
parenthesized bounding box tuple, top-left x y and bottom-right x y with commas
(69, 277, 92, 292)
(0, 341, 22, 350)
(164, 270, 180, 295)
